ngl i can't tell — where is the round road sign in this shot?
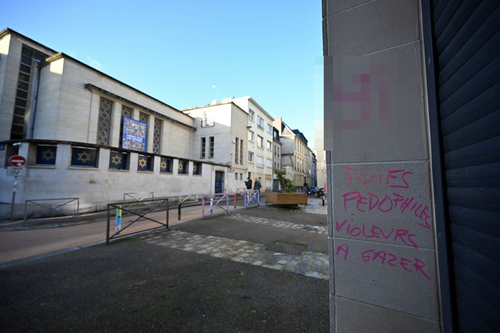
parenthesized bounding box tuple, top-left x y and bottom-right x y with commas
(9, 155, 26, 167)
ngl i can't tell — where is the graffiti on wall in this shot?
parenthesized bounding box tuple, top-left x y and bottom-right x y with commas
(335, 166, 432, 281)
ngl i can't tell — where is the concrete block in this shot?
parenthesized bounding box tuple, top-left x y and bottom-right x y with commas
(333, 238, 439, 320)
(325, 42, 427, 163)
(327, 0, 419, 56)
(336, 297, 440, 333)
(332, 162, 435, 249)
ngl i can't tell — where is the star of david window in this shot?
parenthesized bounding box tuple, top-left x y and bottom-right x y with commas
(178, 160, 188, 174)
(71, 147, 98, 167)
(193, 162, 201, 175)
(138, 155, 153, 172)
(160, 158, 172, 173)
(109, 151, 128, 170)
(97, 97, 113, 145)
(36, 145, 57, 165)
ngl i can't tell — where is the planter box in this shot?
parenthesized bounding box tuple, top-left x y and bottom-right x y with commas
(266, 192, 307, 205)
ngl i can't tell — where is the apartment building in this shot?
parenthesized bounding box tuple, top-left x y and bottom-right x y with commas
(273, 116, 312, 187)
(272, 126, 282, 191)
(230, 96, 275, 191)
(182, 101, 249, 192)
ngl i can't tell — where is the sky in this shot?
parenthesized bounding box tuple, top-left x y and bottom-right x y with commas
(1, 0, 324, 149)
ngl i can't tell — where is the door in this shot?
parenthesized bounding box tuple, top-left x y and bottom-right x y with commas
(425, 1, 500, 331)
(215, 171, 224, 194)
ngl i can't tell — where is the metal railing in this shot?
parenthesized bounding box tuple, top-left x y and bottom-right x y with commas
(202, 193, 230, 217)
(24, 198, 79, 223)
(236, 188, 246, 196)
(244, 190, 260, 208)
(179, 191, 198, 204)
(123, 192, 154, 210)
(106, 198, 169, 244)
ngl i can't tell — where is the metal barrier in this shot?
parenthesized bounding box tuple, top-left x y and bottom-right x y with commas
(202, 193, 230, 217)
(179, 191, 198, 204)
(106, 198, 169, 244)
(236, 188, 246, 196)
(123, 192, 154, 210)
(24, 198, 79, 223)
(244, 190, 260, 208)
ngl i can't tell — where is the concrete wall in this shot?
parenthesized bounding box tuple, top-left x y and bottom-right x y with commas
(323, 0, 440, 332)
(0, 142, 223, 219)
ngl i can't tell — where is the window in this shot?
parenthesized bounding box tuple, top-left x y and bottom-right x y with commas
(11, 47, 47, 139)
(153, 118, 162, 154)
(178, 160, 188, 174)
(248, 152, 254, 163)
(36, 145, 57, 165)
(160, 158, 172, 173)
(201, 137, 206, 158)
(240, 173, 243, 180)
(257, 116, 264, 129)
(277, 146, 280, 157)
(235, 137, 238, 164)
(109, 151, 128, 170)
(267, 123, 272, 133)
(193, 162, 201, 175)
(120, 105, 133, 147)
(235, 173, 238, 180)
(257, 156, 264, 168)
(71, 147, 98, 167)
(138, 155, 153, 172)
(249, 111, 254, 121)
(248, 131, 254, 142)
(240, 139, 243, 164)
(267, 141, 272, 150)
(248, 172, 252, 179)
(267, 158, 272, 167)
(97, 97, 113, 145)
(209, 137, 214, 158)
(257, 136, 264, 148)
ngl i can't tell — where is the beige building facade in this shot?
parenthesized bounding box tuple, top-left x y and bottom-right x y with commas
(0, 28, 229, 219)
(230, 96, 275, 191)
(273, 116, 312, 188)
(182, 102, 249, 193)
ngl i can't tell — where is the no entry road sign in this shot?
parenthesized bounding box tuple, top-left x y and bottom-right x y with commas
(9, 155, 26, 167)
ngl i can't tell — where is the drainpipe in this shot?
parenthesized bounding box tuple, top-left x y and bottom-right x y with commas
(29, 60, 42, 139)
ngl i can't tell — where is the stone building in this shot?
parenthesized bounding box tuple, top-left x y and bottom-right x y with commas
(272, 126, 282, 191)
(273, 116, 313, 188)
(0, 28, 229, 219)
(230, 96, 275, 191)
(182, 101, 249, 193)
(323, 1, 499, 332)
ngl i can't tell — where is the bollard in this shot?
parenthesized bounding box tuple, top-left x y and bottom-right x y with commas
(234, 194, 237, 209)
(178, 198, 181, 220)
(322, 196, 325, 206)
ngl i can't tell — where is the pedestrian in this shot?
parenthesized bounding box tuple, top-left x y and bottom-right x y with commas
(245, 177, 252, 190)
(254, 178, 262, 192)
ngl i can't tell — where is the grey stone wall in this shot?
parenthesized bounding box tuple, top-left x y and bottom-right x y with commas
(323, 1, 441, 332)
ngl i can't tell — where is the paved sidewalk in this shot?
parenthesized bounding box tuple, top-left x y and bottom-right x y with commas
(0, 204, 330, 333)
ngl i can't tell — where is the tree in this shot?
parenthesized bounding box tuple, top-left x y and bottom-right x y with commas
(274, 169, 295, 193)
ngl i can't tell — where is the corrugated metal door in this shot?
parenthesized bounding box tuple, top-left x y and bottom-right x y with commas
(428, 0, 500, 332)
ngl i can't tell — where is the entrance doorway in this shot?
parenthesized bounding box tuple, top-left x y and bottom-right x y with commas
(215, 171, 224, 194)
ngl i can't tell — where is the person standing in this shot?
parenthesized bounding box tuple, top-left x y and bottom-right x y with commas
(254, 178, 262, 192)
(245, 177, 252, 190)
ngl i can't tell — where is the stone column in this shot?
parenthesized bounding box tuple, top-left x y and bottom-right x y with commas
(323, 0, 440, 332)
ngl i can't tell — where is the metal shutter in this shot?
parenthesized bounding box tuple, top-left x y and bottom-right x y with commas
(427, 1, 500, 332)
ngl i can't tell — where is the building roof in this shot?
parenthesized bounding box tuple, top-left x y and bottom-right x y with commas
(182, 101, 247, 115)
(2, 28, 189, 119)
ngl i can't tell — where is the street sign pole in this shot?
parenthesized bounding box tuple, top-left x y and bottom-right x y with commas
(8, 155, 27, 221)
(10, 174, 17, 221)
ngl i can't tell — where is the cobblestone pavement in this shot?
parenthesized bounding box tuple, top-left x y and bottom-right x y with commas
(140, 230, 330, 280)
(229, 214, 328, 234)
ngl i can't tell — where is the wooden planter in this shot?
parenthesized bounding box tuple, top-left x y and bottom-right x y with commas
(266, 192, 307, 205)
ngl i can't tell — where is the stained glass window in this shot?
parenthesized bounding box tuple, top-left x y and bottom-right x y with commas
(97, 97, 113, 145)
